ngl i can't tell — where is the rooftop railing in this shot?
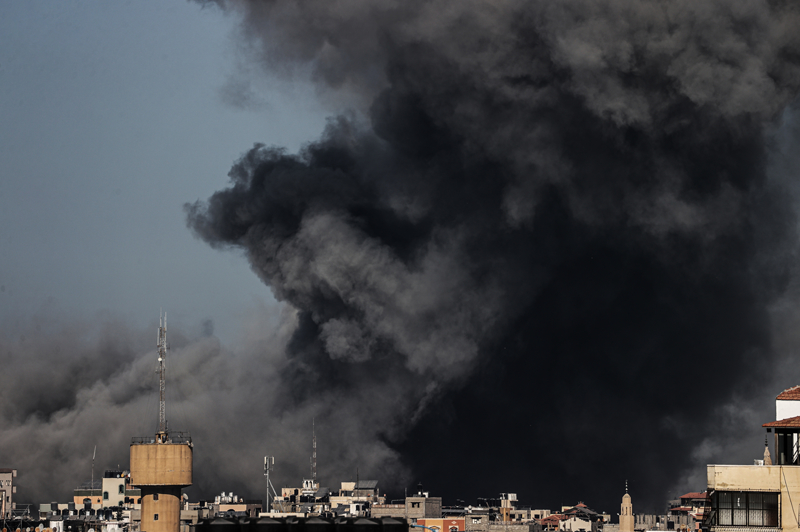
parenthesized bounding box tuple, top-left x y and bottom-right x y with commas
(131, 431, 192, 444)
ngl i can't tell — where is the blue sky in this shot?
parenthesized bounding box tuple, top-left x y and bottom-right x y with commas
(0, 0, 328, 342)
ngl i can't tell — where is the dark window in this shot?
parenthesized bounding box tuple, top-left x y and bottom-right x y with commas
(153, 493, 159, 501)
(154, 514, 159, 521)
(713, 491, 778, 527)
(103, 492, 109, 500)
(119, 485, 124, 494)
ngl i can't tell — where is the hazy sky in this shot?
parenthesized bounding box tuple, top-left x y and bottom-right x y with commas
(0, 0, 322, 342)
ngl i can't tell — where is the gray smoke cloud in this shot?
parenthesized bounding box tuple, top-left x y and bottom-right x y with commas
(0, 306, 407, 505)
(184, 0, 800, 512)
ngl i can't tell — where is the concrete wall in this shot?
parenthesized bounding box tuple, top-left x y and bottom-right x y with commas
(372, 504, 406, 518)
(140, 486, 181, 532)
(560, 517, 592, 532)
(776, 400, 800, 421)
(130, 443, 192, 487)
(487, 524, 536, 532)
(418, 518, 466, 532)
(104, 478, 127, 508)
(406, 497, 442, 519)
(707, 465, 781, 492)
(707, 465, 798, 532)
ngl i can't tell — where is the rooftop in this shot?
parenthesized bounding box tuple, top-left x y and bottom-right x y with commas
(679, 492, 708, 500)
(776, 386, 800, 401)
(763, 416, 800, 428)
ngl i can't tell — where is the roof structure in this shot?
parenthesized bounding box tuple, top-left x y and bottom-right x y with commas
(776, 386, 800, 400)
(679, 492, 708, 500)
(763, 416, 800, 428)
(564, 505, 599, 519)
(355, 480, 378, 490)
(332, 504, 349, 515)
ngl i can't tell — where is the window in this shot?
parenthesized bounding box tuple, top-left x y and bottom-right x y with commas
(713, 491, 778, 527)
(154, 514, 159, 520)
(153, 493, 159, 501)
(119, 485, 124, 494)
(103, 492, 109, 500)
(412, 502, 420, 508)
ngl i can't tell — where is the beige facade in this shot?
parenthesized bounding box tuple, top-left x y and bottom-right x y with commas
(0, 469, 17, 518)
(130, 444, 192, 486)
(706, 464, 789, 532)
(103, 476, 127, 508)
(620, 493, 633, 532)
(130, 440, 192, 532)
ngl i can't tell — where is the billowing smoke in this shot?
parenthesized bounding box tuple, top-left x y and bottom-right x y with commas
(184, 0, 800, 512)
(0, 306, 407, 505)
(6, 0, 799, 515)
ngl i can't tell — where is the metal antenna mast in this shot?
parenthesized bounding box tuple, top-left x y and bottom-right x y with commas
(157, 311, 168, 441)
(312, 418, 317, 482)
(264, 456, 283, 513)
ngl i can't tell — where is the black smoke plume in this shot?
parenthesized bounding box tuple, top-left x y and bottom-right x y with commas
(187, 0, 800, 512)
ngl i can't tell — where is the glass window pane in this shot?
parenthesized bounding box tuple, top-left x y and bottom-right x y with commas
(719, 492, 732, 508)
(748, 509, 762, 526)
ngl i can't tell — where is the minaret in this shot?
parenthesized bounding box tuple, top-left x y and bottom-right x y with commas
(130, 312, 193, 532)
(620, 482, 634, 532)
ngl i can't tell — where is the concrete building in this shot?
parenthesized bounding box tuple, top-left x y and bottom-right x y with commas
(370, 488, 441, 522)
(103, 470, 128, 509)
(418, 518, 467, 532)
(705, 385, 800, 532)
(405, 491, 442, 521)
(327, 480, 385, 517)
(272, 479, 331, 515)
(0, 468, 17, 518)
